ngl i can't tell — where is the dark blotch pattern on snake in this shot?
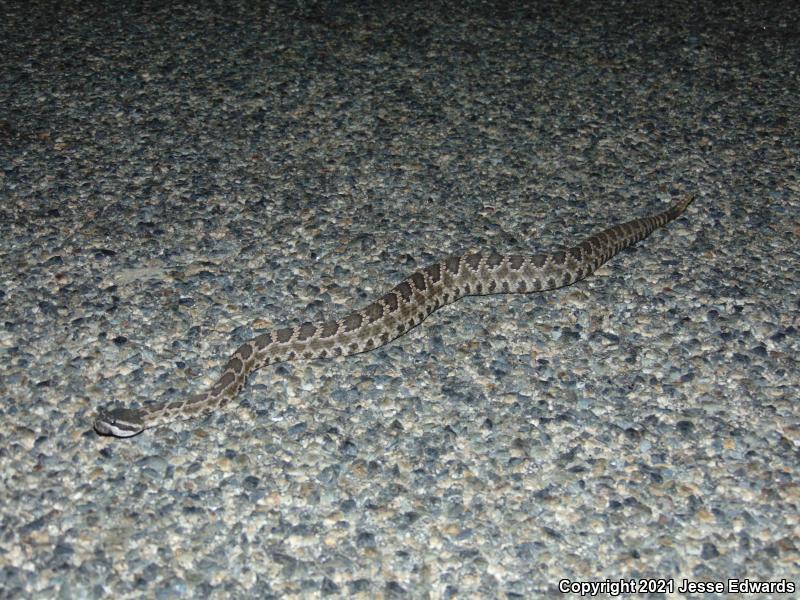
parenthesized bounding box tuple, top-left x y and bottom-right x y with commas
(94, 196, 694, 437)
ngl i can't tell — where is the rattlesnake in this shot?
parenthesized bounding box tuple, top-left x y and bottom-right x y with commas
(95, 196, 694, 437)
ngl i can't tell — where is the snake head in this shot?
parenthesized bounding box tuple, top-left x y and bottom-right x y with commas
(94, 408, 145, 438)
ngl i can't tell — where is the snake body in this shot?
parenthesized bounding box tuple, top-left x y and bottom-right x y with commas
(94, 196, 693, 437)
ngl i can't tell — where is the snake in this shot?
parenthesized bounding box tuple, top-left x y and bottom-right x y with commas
(94, 195, 694, 437)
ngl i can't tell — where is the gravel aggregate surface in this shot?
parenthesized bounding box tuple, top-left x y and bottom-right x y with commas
(1, 1, 798, 598)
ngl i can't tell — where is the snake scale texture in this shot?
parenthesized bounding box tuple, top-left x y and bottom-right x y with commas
(95, 196, 693, 437)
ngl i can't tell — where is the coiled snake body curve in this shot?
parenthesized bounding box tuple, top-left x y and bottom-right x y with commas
(95, 196, 694, 437)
